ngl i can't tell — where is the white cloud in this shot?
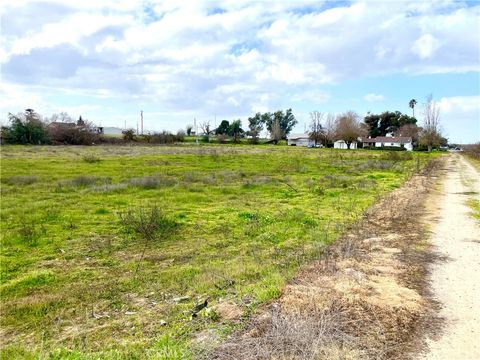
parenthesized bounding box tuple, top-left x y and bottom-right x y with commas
(437, 96, 480, 144)
(364, 93, 385, 102)
(411, 34, 441, 59)
(0, 0, 478, 134)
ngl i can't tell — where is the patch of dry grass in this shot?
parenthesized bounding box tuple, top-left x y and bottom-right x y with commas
(205, 158, 445, 360)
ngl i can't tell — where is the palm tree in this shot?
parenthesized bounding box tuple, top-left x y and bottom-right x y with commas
(409, 99, 417, 118)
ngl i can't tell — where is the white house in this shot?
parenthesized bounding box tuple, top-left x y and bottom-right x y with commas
(361, 136, 413, 151)
(288, 133, 315, 147)
(102, 127, 124, 135)
(334, 140, 358, 149)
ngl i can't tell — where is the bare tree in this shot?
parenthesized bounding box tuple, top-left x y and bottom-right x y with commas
(334, 111, 365, 149)
(308, 111, 325, 146)
(323, 113, 336, 147)
(270, 120, 283, 145)
(419, 94, 442, 151)
(396, 123, 420, 143)
(199, 120, 212, 136)
(199, 120, 212, 142)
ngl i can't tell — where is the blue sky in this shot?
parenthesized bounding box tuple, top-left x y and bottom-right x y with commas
(1, 0, 479, 143)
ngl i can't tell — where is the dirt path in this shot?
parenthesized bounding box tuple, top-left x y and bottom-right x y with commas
(421, 154, 480, 359)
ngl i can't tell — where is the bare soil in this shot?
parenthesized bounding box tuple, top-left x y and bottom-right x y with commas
(420, 154, 480, 359)
(202, 159, 445, 359)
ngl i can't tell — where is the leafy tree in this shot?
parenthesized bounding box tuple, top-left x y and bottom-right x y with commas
(364, 111, 417, 137)
(247, 112, 268, 143)
(215, 120, 230, 135)
(227, 119, 244, 143)
(123, 129, 137, 142)
(246, 109, 297, 143)
(334, 111, 365, 149)
(186, 124, 193, 136)
(409, 99, 417, 118)
(266, 109, 297, 139)
(3, 110, 50, 144)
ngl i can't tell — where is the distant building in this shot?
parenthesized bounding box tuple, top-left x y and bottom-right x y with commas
(102, 127, 124, 135)
(287, 133, 315, 147)
(361, 136, 413, 151)
(334, 140, 358, 149)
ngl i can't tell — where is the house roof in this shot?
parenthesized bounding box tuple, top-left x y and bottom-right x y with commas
(335, 139, 357, 143)
(288, 133, 310, 140)
(361, 136, 412, 143)
(48, 122, 76, 128)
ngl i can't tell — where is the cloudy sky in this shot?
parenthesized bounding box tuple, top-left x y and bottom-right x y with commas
(1, 0, 479, 143)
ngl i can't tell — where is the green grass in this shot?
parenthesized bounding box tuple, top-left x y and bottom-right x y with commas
(466, 198, 480, 221)
(0, 145, 437, 358)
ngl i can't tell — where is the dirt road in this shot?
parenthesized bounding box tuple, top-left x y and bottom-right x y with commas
(422, 154, 480, 359)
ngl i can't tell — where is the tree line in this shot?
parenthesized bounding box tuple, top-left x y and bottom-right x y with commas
(307, 96, 445, 150)
(1, 96, 445, 150)
(0, 111, 186, 145)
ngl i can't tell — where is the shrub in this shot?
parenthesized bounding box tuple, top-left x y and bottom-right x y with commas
(82, 154, 101, 163)
(122, 129, 137, 142)
(118, 204, 178, 251)
(380, 151, 413, 161)
(67, 176, 111, 187)
(49, 123, 99, 145)
(129, 176, 176, 189)
(17, 217, 45, 246)
(150, 131, 185, 144)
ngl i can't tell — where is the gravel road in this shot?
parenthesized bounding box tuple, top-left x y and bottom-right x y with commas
(422, 154, 480, 360)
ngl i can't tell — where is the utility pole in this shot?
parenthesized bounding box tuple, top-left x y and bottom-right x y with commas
(194, 117, 197, 135)
(140, 110, 144, 135)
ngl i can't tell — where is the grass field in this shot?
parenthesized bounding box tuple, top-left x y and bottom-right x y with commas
(0, 145, 436, 359)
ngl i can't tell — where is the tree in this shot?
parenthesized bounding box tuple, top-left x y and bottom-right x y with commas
(419, 94, 442, 151)
(228, 119, 244, 143)
(334, 111, 365, 149)
(199, 120, 212, 142)
(396, 123, 420, 143)
(123, 129, 137, 142)
(215, 120, 230, 135)
(47, 112, 99, 145)
(3, 110, 50, 144)
(247, 112, 268, 143)
(186, 124, 193, 136)
(265, 109, 297, 140)
(322, 113, 336, 147)
(308, 111, 325, 146)
(409, 99, 417, 118)
(270, 119, 283, 144)
(364, 111, 417, 137)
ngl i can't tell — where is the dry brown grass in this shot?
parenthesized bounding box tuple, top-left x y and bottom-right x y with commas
(202, 157, 445, 360)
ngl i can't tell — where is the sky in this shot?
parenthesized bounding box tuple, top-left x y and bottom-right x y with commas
(1, 0, 479, 143)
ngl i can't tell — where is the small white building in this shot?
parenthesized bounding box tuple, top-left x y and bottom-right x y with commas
(288, 133, 315, 147)
(361, 136, 413, 151)
(102, 127, 124, 135)
(334, 140, 358, 149)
